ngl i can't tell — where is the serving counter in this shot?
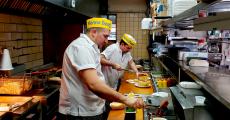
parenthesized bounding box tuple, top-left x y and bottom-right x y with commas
(107, 72, 154, 120)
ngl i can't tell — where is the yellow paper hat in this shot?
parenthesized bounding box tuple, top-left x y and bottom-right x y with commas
(121, 33, 137, 47)
(87, 18, 112, 30)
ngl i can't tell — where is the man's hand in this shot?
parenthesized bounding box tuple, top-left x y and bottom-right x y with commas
(123, 97, 145, 109)
(112, 63, 122, 71)
(136, 71, 139, 79)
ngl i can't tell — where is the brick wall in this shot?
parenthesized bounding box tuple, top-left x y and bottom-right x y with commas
(0, 13, 43, 69)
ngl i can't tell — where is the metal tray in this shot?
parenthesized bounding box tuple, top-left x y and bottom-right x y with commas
(0, 96, 32, 111)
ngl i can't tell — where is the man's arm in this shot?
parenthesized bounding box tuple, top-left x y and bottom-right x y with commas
(128, 60, 138, 72)
(128, 59, 139, 78)
(100, 54, 122, 70)
(78, 68, 144, 108)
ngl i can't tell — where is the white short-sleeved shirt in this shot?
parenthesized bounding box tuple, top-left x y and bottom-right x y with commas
(59, 34, 105, 116)
(101, 43, 132, 88)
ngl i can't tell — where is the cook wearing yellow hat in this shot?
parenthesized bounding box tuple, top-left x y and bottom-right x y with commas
(121, 33, 137, 48)
(101, 33, 139, 89)
(59, 16, 144, 120)
(87, 17, 112, 30)
(86, 17, 112, 48)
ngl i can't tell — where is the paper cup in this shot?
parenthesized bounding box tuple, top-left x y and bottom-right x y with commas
(195, 96, 206, 104)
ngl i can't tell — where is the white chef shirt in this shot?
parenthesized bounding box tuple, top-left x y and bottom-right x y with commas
(59, 34, 105, 116)
(101, 43, 132, 88)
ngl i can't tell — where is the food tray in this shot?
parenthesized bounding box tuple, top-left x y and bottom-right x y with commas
(0, 96, 32, 111)
(0, 76, 32, 95)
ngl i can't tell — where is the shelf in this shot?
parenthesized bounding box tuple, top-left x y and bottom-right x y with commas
(154, 16, 172, 19)
(161, 0, 230, 30)
(162, 2, 209, 29)
(207, 39, 230, 44)
(194, 11, 230, 31)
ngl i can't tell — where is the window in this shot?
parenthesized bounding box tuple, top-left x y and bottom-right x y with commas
(101, 14, 117, 41)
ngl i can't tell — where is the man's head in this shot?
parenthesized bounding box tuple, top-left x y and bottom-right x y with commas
(120, 33, 137, 53)
(86, 18, 112, 48)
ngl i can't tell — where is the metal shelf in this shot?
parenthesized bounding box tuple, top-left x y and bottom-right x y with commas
(194, 11, 230, 31)
(162, 2, 209, 29)
(162, 0, 230, 30)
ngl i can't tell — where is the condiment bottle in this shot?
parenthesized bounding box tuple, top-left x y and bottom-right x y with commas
(162, 79, 167, 88)
(157, 79, 163, 88)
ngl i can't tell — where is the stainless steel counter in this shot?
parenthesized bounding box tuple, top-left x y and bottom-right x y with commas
(178, 61, 230, 110)
(157, 55, 230, 110)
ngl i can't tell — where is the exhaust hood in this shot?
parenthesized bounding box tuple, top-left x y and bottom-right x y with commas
(0, 0, 104, 19)
(43, 0, 102, 17)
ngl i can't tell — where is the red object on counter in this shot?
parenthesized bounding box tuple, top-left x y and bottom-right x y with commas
(156, 100, 169, 117)
(29, 67, 60, 75)
(160, 100, 169, 108)
(167, 78, 177, 87)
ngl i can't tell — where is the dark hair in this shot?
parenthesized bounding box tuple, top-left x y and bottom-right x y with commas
(119, 39, 128, 45)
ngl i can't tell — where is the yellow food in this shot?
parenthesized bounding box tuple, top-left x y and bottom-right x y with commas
(138, 73, 148, 77)
(139, 76, 149, 81)
(49, 77, 61, 81)
(138, 80, 151, 87)
(110, 102, 125, 110)
(127, 92, 135, 98)
(133, 79, 139, 82)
